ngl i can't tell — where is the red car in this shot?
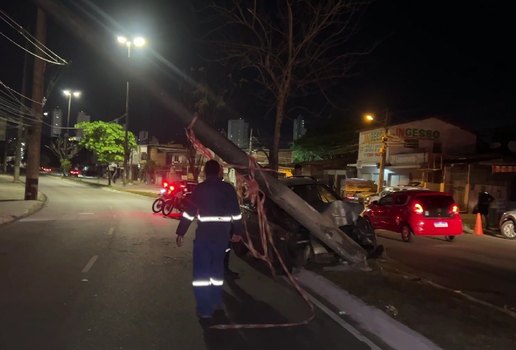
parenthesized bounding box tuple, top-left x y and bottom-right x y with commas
(363, 190, 463, 242)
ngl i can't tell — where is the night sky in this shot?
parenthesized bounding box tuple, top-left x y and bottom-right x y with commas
(1, 0, 514, 146)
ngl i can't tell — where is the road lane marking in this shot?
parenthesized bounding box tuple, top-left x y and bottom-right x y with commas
(81, 255, 98, 273)
(19, 218, 55, 222)
(108, 227, 115, 235)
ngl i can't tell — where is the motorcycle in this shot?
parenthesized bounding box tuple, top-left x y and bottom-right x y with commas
(151, 181, 175, 213)
(162, 181, 197, 216)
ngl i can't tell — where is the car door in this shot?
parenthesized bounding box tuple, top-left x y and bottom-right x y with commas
(388, 193, 408, 231)
(371, 194, 394, 229)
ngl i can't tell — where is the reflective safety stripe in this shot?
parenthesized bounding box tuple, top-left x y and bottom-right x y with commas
(225, 248, 231, 253)
(232, 214, 242, 220)
(192, 280, 211, 287)
(197, 215, 232, 222)
(192, 278, 224, 287)
(210, 278, 224, 286)
(182, 212, 195, 221)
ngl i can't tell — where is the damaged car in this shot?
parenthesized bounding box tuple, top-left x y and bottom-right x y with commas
(235, 176, 383, 271)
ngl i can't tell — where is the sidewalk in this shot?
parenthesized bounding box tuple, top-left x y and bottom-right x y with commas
(0, 174, 165, 226)
(461, 212, 499, 235)
(0, 174, 47, 225)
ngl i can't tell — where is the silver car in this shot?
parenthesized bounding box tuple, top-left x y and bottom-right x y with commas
(499, 210, 516, 239)
(365, 185, 430, 206)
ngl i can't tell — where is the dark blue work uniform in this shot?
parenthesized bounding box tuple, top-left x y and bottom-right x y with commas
(175, 175, 243, 316)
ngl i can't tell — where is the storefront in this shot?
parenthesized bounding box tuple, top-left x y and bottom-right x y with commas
(351, 117, 476, 189)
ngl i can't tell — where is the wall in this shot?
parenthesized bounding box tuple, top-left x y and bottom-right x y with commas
(357, 117, 476, 167)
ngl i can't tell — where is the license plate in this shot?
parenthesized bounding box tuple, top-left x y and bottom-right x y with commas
(434, 221, 448, 228)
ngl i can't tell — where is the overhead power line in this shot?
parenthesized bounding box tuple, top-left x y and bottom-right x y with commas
(0, 9, 68, 65)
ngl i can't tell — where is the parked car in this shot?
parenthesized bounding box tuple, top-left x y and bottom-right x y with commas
(499, 210, 516, 239)
(235, 176, 382, 272)
(365, 184, 430, 206)
(69, 168, 81, 177)
(363, 190, 462, 242)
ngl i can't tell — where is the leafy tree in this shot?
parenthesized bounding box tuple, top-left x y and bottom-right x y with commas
(292, 117, 360, 162)
(46, 137, 81, 176)
(76, 121, 137, 185)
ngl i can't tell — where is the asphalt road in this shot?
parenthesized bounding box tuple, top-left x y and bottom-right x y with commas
(376, 229, 516, 311)
(0, 176, 377, 350)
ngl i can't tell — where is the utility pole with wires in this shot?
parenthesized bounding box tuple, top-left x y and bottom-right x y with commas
(24, 7, 46, 200)
(14, 26, 32, 183)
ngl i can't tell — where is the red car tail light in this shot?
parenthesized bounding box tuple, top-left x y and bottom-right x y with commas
(450, 204, 459, 216)
(413, 202, 424, 214)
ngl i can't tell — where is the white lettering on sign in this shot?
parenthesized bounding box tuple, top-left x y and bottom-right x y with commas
(394, 127, 440, 140)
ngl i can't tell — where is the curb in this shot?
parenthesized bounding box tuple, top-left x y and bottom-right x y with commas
(0, 191, 47, 226)
(295, 269, 443, 350)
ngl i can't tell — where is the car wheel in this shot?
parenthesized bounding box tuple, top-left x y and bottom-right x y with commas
(273, 239, 311, 274)
(445, 235, 455, 242)
(152, 198, 164, 213)
(500, 220, 516, 239)
(401, 225, 413, 242)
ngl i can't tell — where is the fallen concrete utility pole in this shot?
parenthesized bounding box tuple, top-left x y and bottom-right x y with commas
(186, 116, 368, 266)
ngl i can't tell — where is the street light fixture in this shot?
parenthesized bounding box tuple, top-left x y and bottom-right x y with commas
(364, 111, 390, 193)
(63, 89, 81, 136)
(116, 35, 146, 185)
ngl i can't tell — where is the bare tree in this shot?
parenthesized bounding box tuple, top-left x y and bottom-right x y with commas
(203, 0, 372, 170)
(46, 137, 81, 176)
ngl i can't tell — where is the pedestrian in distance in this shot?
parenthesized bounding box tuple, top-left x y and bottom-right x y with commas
(476, 189, 495, 229)
(175, 160, 243, 320)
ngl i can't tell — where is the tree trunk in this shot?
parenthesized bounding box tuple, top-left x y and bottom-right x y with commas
(270, 91, 287, 172)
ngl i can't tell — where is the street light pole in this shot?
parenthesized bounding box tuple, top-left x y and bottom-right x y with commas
(364, 110, 390, 193)
(376, 111, 390, 193)
(63, 90, 81, 137)
(117, 35, 145, 186)
(123, 43, 131, 186)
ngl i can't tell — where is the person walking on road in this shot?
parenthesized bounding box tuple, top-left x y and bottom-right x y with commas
(476, 189, 495, 229)
(175, 160, 243, 319)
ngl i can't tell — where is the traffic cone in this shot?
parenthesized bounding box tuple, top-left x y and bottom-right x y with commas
(474, 213, 484, 235)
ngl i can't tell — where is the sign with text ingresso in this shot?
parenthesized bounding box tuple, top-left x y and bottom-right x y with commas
(357, 125, 441, 166)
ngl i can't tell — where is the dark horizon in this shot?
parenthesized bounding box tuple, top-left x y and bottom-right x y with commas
(1, 0, 514, 146)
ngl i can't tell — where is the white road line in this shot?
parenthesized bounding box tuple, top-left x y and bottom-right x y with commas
(81, 255, 98, 274)
(107, 227, 115, 235)
(19, 218, 54, 222)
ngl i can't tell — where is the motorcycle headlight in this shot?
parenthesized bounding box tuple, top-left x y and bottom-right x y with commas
(160, 189, 166, 194)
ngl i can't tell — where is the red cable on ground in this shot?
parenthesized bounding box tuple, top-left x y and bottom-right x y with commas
(186, 117, 315, 329)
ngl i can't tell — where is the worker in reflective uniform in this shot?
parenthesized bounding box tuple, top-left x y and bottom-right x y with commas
(175, 160, 243, 319)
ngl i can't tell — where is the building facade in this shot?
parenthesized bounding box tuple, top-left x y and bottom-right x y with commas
(227, 119, 249, 149)
(353, 117, 476, 189)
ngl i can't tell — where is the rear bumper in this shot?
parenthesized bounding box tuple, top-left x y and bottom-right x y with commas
(410, 217, 463, 236)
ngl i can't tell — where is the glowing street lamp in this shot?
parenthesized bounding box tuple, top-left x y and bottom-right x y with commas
(63, 89, 81, 135)
(364, 112, 390, 193)
(116, 35, 146, 185)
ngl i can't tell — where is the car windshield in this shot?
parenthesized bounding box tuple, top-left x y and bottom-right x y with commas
(289, 184, 340, 209)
